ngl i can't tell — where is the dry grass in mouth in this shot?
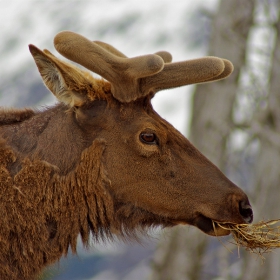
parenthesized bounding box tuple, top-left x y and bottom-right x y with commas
(213, 219, 280, 260)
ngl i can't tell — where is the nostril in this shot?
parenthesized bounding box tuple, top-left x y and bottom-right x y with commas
(239, 200, 253, 224)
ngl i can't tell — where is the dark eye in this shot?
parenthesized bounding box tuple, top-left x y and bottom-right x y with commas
(140, 132, 158, 144)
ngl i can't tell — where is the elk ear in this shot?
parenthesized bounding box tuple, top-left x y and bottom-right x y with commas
(29, 44, 88, 107)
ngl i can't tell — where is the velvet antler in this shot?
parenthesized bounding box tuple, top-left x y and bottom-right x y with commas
(54, 31, 233, 103)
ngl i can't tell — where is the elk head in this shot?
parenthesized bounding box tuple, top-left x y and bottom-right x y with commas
(29, 31, 253, 237)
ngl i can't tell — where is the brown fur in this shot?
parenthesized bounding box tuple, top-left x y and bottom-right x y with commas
(0, 34, 253, 280)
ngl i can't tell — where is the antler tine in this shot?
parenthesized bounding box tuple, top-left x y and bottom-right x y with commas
(201, 59, 233, 82)
(140, 57, 233, 95)
(94, 41, 173, 63)
(94, 41, 127, 58)
(54, 31, 165, 102)
(155, 51, 172, 63)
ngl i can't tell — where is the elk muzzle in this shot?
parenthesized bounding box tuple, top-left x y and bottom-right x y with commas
(192, 192, 253, 236)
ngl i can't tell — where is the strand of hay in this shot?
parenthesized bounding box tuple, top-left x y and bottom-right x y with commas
(214, 220, 280, 259)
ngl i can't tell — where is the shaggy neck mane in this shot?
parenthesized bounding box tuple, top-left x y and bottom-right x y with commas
(0, 137, 111, 278)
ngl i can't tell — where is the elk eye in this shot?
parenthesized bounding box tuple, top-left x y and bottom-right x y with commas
(140, 132, 157, 144)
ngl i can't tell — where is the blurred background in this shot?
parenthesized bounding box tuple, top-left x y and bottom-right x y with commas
(1, 0, 280, 279)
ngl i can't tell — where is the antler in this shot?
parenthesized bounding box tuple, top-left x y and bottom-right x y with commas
(140, 58, 233, 95)
(54, 31, 233, 103)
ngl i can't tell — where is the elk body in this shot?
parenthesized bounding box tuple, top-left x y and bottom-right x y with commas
(0, 31, 253, 280)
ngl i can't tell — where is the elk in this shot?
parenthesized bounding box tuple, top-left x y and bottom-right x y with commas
(0, 31, 253, 280)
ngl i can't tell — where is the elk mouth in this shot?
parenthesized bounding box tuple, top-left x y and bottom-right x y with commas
(193, 214, 230, 236)
(170, 214, 230, 236)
